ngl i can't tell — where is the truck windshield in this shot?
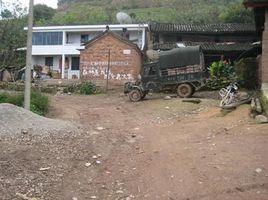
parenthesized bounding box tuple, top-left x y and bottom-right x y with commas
(144, 66, 157, 76)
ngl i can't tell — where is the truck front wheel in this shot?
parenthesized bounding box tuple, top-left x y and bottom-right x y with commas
(128, 89, 142, 102)
(177, 83, 194, 98)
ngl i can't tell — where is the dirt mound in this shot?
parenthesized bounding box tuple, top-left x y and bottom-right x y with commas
(0, 103, 80, 139)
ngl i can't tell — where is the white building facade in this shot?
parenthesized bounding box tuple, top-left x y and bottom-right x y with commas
(25, 24, 148, 79)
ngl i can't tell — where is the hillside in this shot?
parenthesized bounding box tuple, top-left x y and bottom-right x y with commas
(44, 0, 254, 25)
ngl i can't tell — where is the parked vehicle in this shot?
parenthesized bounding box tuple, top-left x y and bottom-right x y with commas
(219, 82, 239, 107)
(124, 46, 206, 102)
(219, 82, 250, 109)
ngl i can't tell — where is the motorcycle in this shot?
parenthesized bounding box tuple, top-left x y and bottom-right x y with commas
(219, 83, 239, 108)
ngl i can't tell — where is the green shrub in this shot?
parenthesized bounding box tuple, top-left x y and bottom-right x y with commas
(63, 81, 101, 95)
(79, 82, 97, 95)
(0, 93, 8, 103)
(0, 91, 49, 115)
(30, 91, 49, 115)
(206, 61, 237, 90)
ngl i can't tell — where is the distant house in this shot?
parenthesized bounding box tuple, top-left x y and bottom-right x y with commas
(244, 0, 268, 99)
(24, 24, 148, 80)
(149, 22, 257, 44)
(148, 22, 258, 64)
(80, 31, 142, 86)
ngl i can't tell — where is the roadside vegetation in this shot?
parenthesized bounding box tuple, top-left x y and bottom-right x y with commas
(206, 57, 259, 91)
(51, 0, 254, 25)
(0, 91, 49, 115)
(63, 81, 101, 95)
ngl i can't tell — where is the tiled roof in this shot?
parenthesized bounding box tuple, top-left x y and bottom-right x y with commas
(244, 0, 268, 3)
(149, 22, 256, 34)
(244, 0, 268, 7)
(152, 42, 255, 53)
(82, 30, 141, 53)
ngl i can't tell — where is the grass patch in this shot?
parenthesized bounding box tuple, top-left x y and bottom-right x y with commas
(0, 91, 49, 116)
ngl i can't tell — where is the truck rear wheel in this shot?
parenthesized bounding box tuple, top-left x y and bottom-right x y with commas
(128, 89, 142, 102)
(177, 83, 194, 98)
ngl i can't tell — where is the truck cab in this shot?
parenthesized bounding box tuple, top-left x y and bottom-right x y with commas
(124, 46, 206, 102)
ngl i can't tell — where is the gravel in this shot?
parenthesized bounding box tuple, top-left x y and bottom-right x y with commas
(0, 103, 81, 139)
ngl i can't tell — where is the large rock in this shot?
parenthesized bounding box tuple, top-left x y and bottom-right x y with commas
(0, 69, 12, 82)
(255, 98, 262, 113)
(255, 115, 268, 124)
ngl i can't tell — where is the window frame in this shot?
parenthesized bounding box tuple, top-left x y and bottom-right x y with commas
(33, 32, 63, 45)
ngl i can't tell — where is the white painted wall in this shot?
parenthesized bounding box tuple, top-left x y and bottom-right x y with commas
(32, 55, 61, 71)
(32, 55, 80, 79)
(31, 26, 146, 56)
(29, 24, 148, 79)
(67, 32, 81, 44)
(32, 45, 84, 56)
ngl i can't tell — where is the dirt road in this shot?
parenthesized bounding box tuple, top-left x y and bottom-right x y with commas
(0, 92, 267, 200)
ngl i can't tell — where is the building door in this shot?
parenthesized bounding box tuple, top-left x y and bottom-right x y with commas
(71, 57, 80, 70)
(45, 57, 53, 68)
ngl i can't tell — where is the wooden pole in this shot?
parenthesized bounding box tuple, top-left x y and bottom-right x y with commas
(106, 49, 111, 92)
(24, 0, 34, 110)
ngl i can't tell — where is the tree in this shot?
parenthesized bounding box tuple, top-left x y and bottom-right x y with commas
(58, 0, 76, 7)
(219, 3, 254, 23)
(33, 4, 56, 25)
(1, 9, 12, 19)
(0, 2, 27, 69)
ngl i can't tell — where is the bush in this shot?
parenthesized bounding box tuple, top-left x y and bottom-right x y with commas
(30, 91, 49, 115)
(79, 82, 99, 95)
(63, 81, 101, 95)
(0, 91, 49, 115)
(206, 60, 237, 90)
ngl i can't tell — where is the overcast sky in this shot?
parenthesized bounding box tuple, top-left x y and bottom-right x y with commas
(2, 0, 58, 9)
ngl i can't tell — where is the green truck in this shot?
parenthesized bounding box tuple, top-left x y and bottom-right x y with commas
(124, 46, 206, 102)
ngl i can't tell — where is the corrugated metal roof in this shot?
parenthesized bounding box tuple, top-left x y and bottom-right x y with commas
(149, 22, 256, 34)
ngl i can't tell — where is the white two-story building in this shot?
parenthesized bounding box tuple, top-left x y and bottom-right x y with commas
(25, 24, 148, 79)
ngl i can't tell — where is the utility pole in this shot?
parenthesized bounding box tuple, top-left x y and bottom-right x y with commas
(24, 0, 34, 110)
(106, 49, 111, 92)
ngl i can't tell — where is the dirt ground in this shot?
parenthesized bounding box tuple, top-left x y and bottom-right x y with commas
(0, 92, 267, 200)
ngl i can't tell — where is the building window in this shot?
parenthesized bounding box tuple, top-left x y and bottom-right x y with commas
(81, 34, 89, 43)
(33, 32, 63, 45)
(45, 57, 53, 67)
(71, 57, 80, 70)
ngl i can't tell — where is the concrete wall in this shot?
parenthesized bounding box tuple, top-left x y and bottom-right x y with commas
(80, 34, 142, 87)
(32, 31, 144, 56)
(67, 31, 141, 45)
(32, 55, 80, 79)
(32, 55, 61, 71)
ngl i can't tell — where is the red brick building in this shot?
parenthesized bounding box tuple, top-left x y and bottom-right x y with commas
(244, 0, 268, 99)
(80, 31, 142, 87)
